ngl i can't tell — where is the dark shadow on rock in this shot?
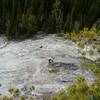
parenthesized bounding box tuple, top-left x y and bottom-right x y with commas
(47, 59, 79, 71)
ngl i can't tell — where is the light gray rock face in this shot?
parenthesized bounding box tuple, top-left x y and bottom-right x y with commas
(0, 35, 96, 98)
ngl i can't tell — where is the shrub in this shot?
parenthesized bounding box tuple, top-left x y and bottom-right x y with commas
(20, 95, 26, 100)
(78, 42, 85, 49)
(89, 49, 94, 56)
(80, 28, 96, 39)
(51, 76, 100, 100)
(57, 90, 67, 100)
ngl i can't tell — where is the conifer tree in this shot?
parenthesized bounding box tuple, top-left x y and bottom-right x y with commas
(0, 0, 99, 38)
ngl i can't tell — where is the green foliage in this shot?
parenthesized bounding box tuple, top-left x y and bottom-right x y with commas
(76, 76, 89, 93)
(89, 49, 94, 56)
(90, 81, 100, 100)
(83, 61, 100, 80)
(0, 86, 35, 100)
(57, 90, 67, 100)
(20, 95, 26, 100)
(51, 76, 100, 100)
(64, 27, 99, 43)
(64, 32, 80, 42)
(81, 51, 86, 56)
(29, 96, 34, 100)
(0, 0, 99, 39)
(8, 88, 20, 97)
(78, 42, 85, 49)
(0, 76, 100, 100)
(29, 85, 35, 92)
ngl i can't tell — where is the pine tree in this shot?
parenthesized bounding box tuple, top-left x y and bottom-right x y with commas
(0, 0, 99, 38)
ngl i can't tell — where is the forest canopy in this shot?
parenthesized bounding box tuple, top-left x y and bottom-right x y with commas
(0, 0, 100, 39)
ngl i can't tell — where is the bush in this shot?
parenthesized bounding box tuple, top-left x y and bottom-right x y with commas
(51, 76, 100, 100)
(89, 49, 94, 56)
